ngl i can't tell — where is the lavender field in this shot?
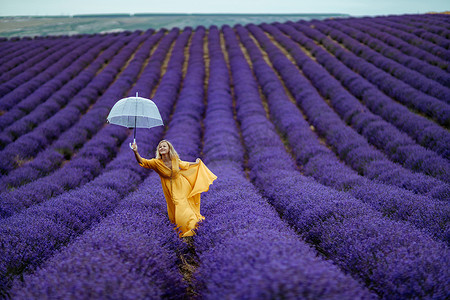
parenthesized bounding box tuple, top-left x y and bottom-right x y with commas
(0, 13, 449, 299)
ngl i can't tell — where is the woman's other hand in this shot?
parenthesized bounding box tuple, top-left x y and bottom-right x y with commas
(188, 158, 201, 166)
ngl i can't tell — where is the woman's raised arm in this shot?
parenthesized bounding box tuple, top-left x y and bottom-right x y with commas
(131, 142, 144, 165)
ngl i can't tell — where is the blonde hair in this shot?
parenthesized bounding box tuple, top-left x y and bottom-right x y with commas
(155, 140, 179, 159)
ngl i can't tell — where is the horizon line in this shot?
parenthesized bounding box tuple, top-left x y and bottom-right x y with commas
(0, 12, 352, 18)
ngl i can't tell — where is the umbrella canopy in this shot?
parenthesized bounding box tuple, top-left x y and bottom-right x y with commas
(106, 93, 163, 148)
(107, 94, 163, 129)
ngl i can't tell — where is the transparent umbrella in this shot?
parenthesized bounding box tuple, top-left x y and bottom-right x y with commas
(107, 92, 163, 149)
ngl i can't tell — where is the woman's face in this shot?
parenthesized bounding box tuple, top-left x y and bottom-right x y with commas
(158, 142, 169, 156)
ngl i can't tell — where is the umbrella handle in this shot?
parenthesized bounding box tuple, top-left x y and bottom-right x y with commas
(129, 138, 136, 150)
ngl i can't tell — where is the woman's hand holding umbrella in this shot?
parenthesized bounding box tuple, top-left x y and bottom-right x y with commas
(131, 141, 138, 152)
(130, 141, 144, 165)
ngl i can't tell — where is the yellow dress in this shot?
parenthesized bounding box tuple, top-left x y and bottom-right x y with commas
(139, 156, 217, 237)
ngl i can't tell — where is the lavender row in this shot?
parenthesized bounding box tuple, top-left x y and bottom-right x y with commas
(0, 38, 39, 58)
(225, 25, 449, 298)
(256, 23, 450, 184)
(262, 23, 449, 197)
(387, 15, 450, 47)
(145, 28, 193, 134)
(0, 124, 128, 218)
(242, 24, 449, 242)
(9, 174, 187, 300)
(0, 34, 136, 190)
(0, 27, 189, 294)
(387, 15, 450, 45)
(198, 163, 375, 299)
(282, 22, 450, 160)
(368, 17, 450, 61)
(412, 14, 450, 34)
(163, 26, 206, 161)
(0, 38, 68, 81)
(326, 19, 450, 89)
(372, 15, 450, 47)
(400, 14, 450, 29)
(0, 40, 62, 83)
(0, 34, 119, 143)
(192, 26, 373, 299)
(0, 151, 145, 297)
(336, 17, 449, 74)
(0, 39, 75, 98)
(0, 29, 174, 216)
(0, 37, 89, 119)
(314, 19, 449, 103)
(0, 37, 91, 106)
(0, 36, 96, 111)
(0, 39, 40, 66)
(7, 29, 195, 299)
(308, 21, 450, 125)
(202, 27, 245, 166)
(416, 14, 450, 27)
(0, 133, 154, 298)
(0, 31, 147, 177)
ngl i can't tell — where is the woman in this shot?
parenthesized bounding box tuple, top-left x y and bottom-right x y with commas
(131, 140, 217, 237)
